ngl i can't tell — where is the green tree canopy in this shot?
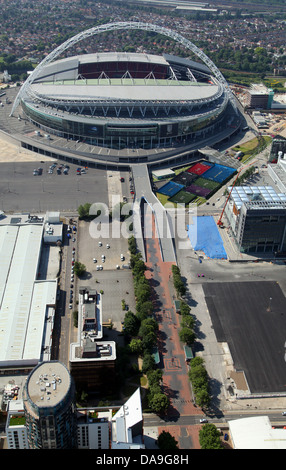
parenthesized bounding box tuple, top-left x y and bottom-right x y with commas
(123, 311, 140, 337)
(128, 338, 143, 354)
(141, 351, 156, 374)
(78, 202, 92, 219)
(157, 431, 179, 450)
(199, 423, 223, 449)
(179, 327, 196, 345)
(73, 261, 86, 277)
(148, 392, 170, 414)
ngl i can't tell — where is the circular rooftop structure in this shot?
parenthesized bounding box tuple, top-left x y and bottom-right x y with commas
(8, 22, 240, 166)
(25, 361, 72, 410)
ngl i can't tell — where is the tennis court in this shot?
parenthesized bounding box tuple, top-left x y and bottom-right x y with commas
(169, 189, 197, 205)
(187, 161, 213, 176)
(193, 177, 220, 191)
(185, 183, 212, 198)
(172, 171, 198, 186)
(157, 181, 184, 197)
(203, 164, 237, 184)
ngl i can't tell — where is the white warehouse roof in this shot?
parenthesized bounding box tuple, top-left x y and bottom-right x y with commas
(229, 416, 286, 449)
(0, 224, 57, 366)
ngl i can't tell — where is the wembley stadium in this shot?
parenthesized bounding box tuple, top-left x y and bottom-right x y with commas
(9, 22, 240, 165)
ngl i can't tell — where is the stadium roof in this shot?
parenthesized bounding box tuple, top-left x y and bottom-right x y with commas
(80, 52, 168, 65)
(31, 80, 220, 103)
(0, 223, 57, 367)
(163, 53, 211, 75)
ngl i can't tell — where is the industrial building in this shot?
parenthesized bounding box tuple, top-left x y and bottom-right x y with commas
(229, 416, 286, 449)
(0, 214, 59, 376)
(224, 185, 286, 254)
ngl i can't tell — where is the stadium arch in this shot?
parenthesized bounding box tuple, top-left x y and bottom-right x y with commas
(10, 21, 236, 117)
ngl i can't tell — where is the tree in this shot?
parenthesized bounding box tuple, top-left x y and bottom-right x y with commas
(128, 236, 137, 255)
(171, 265, 186, 297)
(157, 431, 179, 450)
(73, 261, 86, 277)
(199, 423, 223, 449)
(138, 317, 158, 337)
(136, 300, 154, 321)
(73, 310, 78, 328)
(141, 352, 156, 374)
(132, 258, 146, 278)
(142, 331, 157, 351)
(78, 202, 92, 219)
(134, 277, 151, 304)
(148, 392, 169, 414)
(181, 314, 195, 330)
(195, 388, 211, 409)
(180, 300, 191, 316)
(128, 338, 143, 354)
(147, 369, 163, 388)
(189, 358, 211, 409)
(123, 311, 140, 337)
(179, 327, 196, 345)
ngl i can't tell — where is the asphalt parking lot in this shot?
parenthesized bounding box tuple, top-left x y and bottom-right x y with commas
(203, 281, 286, 394)
(0, 160, 110, 212)
(76, 218, 135, 330)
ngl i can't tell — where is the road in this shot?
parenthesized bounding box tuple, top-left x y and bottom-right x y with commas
(181, 256, 286, 284)
(143, 410, 286, 427)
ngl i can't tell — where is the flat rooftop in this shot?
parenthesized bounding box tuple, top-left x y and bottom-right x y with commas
(228, 185, 286, 210)
(26, 362, 71, 408)
(0, 220, 57, 367)
(203, 281, 286, 394)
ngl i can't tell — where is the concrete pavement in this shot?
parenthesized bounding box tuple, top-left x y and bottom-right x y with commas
(143, 210, 202, 449)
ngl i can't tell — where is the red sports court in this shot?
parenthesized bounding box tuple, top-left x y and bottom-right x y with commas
(187, 161, 213, 176)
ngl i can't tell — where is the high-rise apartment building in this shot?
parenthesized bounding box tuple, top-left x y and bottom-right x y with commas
(22, 361, 77, 449)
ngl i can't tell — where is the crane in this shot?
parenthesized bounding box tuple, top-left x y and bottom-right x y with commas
(217, 161, 256, 228)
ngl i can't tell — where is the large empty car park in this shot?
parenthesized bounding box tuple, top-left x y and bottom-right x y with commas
(0, 160, 112, 212)
(203, 281, 286, 394)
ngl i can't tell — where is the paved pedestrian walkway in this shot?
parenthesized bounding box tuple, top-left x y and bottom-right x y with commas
(144, 211, 202, 448)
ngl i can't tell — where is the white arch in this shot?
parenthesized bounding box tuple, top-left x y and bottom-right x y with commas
(11, 21, 236, 116)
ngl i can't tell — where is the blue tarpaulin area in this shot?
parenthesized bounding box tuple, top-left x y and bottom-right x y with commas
(187, 216, 227, 259)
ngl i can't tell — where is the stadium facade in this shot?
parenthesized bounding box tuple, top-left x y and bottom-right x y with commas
(10, 22, 240, 165)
